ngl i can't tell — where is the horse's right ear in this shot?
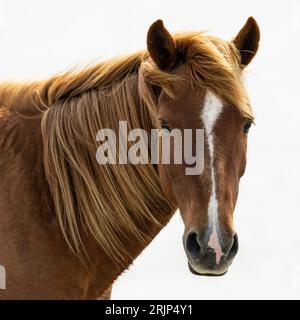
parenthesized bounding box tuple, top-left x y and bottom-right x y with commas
(147, 20, 177, 71)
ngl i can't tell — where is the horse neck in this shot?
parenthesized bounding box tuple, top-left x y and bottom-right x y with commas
(0, 71, 176, 297)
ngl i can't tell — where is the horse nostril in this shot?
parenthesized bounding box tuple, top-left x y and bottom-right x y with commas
(185, 231, 201, 260)
(227, 234, 239, 259)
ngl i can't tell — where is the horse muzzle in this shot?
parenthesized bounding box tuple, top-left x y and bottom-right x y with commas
(183, 229, 239, 276)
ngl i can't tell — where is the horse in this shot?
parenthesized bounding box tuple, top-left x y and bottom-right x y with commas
(0, 17, 260, 299)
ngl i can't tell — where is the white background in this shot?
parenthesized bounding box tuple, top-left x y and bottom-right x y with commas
(0, 0, 299, 299)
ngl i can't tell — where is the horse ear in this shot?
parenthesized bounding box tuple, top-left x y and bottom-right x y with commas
(233, 17, 260, 67)
(147, 20, 177, 71)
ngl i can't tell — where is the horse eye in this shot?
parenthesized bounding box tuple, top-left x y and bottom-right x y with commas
(243, 121, 252, 134)
(160, 120, 171, 133)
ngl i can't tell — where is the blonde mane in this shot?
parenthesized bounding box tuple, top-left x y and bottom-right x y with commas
(0, 32, 253, 265)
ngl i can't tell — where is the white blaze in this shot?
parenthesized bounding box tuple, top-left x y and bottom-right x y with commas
(201, 91, 224, 265)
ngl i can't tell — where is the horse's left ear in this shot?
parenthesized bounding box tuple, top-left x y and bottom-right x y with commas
(233, 17, 260, 67)
(147, 20, 177, 71)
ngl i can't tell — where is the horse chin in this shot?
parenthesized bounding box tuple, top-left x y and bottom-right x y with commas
(188, 262, 228, 277)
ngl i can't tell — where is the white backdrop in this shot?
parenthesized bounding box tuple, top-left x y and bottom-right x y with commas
(0, 0, 299, 299)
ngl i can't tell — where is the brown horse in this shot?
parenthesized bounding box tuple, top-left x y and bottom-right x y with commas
(0, 17, 260, 299)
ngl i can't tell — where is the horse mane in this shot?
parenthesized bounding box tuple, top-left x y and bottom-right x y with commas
(40, 53, 175, 265)
(0, 31, 253, 265)
(0, 52, 145, 114)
